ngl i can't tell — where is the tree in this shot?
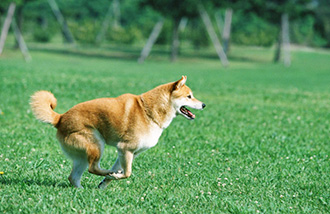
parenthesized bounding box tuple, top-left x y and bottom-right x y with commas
(316, 0, 330, 47)
(264, 0, 313, 63)
(139, 0, 228, 61)
(228, 0, 314, 63)
(139, 0, 201, 61)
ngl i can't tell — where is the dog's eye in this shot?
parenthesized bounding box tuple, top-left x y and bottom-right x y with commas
(187, 95, 192, 99)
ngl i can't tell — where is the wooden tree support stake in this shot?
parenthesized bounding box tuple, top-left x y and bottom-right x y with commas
(178, 17, 188, 32)
(96, 0, 121, 44)
(11, 18, 31, 62)
(0, 2, 16, 55)
(96, 3, 113, 43)
(48, 0, 75, 44)
(199, 5, 229, 67)
(138, 20, 164, 63)
(0, 2, 31, 61)
(214, 11, 224, 36)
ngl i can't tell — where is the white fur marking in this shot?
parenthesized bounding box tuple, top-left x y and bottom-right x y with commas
(70, 159, 88, 188)
(136, 123, 163, 154)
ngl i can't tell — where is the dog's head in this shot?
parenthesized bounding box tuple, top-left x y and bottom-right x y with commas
(171, 76, 206, 120)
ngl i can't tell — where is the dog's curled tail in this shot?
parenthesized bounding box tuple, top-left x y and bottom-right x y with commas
(30, 91, 61, 126)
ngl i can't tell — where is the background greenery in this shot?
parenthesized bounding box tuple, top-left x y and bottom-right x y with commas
(0, 0, 329, 47)
(0, 44, 329, 213)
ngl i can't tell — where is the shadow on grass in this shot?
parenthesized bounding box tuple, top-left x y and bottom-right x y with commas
(29, 44, 271, 63)
(0, 176, 71, 188)
(180, 51, 271, 63)
(0, 175, 105, 189)
(30, 46, 140, 62)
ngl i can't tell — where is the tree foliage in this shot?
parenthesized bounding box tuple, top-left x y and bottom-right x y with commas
(139, 0, 200, 21)
(0, 0, 327, 48)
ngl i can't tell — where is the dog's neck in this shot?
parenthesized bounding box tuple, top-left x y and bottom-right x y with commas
(140, 83, 176, 129)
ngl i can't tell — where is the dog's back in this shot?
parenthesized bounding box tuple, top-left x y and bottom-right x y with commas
(56, 94, 150, 146)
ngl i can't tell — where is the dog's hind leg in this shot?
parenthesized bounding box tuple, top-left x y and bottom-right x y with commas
(59, 131, 112, 187)
(86, 142, 113, 176)
(69, 129, 112, 177)
(68, 157, 88, 188)
(57, 132, 89, 188)
(98, 149, 133, 189)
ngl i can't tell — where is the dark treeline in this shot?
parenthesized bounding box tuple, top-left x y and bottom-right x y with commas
(0, 0, 329, 49)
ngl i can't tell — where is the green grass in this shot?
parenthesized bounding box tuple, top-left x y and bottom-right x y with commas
(0, 45, 330, 213)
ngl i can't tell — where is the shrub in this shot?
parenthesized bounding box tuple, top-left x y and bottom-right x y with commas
(185, 19, 210, 49)
(32, 28, 53, 43)
(69, 20, 100, 44)
(231, 13, 278, 47)
(106, 26, 143, 44)
(155, 20, 172, 45)
(291, 15, 327, 47)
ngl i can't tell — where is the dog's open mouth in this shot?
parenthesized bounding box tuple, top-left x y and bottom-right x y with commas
(180, 106, 195, 119)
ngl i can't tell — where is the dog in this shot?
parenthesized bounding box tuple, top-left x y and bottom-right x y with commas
(30, 76, 205, 189)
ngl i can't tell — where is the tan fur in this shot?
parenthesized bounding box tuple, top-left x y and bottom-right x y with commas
(30, 91, 60, 125)
(30, 76, 205, 188)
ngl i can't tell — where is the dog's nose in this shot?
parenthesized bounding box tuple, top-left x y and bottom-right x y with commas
(202, 103, 206, 109)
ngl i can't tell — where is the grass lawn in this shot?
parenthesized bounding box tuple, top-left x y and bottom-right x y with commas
(0, 44, 330, 213)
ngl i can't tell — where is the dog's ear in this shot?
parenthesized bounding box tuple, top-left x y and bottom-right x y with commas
(173, 76, 187, 90)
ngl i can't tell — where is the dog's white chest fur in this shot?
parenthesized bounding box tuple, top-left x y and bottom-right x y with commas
(136, 124, 163, 154)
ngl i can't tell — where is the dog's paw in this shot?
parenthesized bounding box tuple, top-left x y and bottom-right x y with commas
(106, 171, 123, 180)
(105, 173, 116, 180)
(98, 179, 110, 189)
(105, 174, 114, 180)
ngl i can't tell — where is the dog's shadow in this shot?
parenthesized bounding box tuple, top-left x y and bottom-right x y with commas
(0, 176, 102, 189)
(0, 176, 71, 188)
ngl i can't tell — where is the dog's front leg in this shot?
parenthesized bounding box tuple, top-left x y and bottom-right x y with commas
(97, 157, 122, 189)
(98, 150, 133, 189)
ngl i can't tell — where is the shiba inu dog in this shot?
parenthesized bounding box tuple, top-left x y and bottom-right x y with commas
(30, 76, 205, 189)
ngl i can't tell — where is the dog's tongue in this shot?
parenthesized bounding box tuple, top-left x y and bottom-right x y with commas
(189, 111, 195, 119)
(185, 108, 195, 119)
(180, 106, 195, 119)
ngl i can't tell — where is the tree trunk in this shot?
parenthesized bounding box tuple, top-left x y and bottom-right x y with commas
(40, 16, 48, 29)
(281, 13, 291, 67)
(274, 14, 291, 66)
(0, 3, 16, 55)
(273, 28, 281, 63)
(171, 19, 180, 62)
